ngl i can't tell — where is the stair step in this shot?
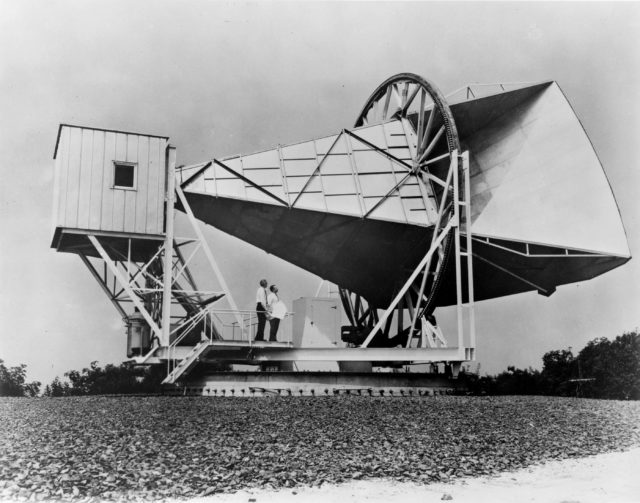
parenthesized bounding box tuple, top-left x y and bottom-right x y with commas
(162, 342, 211, 385)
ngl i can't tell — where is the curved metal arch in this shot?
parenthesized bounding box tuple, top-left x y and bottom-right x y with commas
(339, 73, 462, 347)
(354, 72, 460, 156)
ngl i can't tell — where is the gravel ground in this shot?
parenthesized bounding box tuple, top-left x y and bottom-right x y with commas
(1, 395, 639, 501)
(194, 447, 640, 503)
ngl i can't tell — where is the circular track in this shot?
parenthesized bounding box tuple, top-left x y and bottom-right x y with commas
(343, 73, 462, 339)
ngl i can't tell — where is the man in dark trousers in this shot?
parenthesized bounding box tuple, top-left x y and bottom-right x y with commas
(254, 279, 269, 341)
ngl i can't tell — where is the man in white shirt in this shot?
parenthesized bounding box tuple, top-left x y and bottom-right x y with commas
(267, 285, 286, 342)
(255, 279, 269, 341)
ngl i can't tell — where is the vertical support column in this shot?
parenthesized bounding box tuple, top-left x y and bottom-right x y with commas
(462, 151, 476, 358)
(161, 145, 177, 347)
(452, 151, 464, 352)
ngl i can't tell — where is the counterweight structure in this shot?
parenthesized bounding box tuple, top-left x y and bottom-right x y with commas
(51, 73, 630, 390)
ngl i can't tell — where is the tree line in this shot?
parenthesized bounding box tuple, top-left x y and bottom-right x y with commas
(0, 360, 41, 397)
(460, 331, 639, 399)
(0, 360, 162, 397)
(1, 330, 638, 399)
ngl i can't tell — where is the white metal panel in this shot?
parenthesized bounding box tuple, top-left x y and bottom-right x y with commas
(51, 143, 62, 233)
(384, 120, 406, 136)
(386, 132, 410, 148)
(204, 177, 216, 194)
(245, 188, 278, 204)
(399, 184, 421, 198)
(287, 175, 321, 194)
(183, 119, 438, 228)
(469, 82, 629, 256)
(295, 192, 326, 212)
(112, 133, 128, 232)
(358, 173, 397, 197)
(100, 132, 116, 231)
(55, 127, 70, 228)
(124, 134, 138, 233)
(350, 123, 386, 146)
(401, 196, 427, 213)
(242, 149, 280, 169)
(146, 136, 162, 235)
(319, 154, 352, 175)
(267, 186, 287, 202)
(215, 179, 245, 198)
(189, 172, 206, 192)
(388, 147, 412, 161)
(322, 174, 357, 195)
(314, 135, 339, 156)
(283, 159, 316, 177)
(65, 127, 83, 228)
(242, 168, 282, 186)
(316, 134, 349, 155)
(353, 150, 394, 173)
(157, 139, 166, 234)
(224, 158, 242, 171)
(88, 130, 105, 230)
(325, 195, 361, 216)
(77, 129, 93, 229)
(281, 141, 316, 160)
(245, 186, 287, 204)
(134, 135, 149, 234)
(366, 195, 406, 221)
(213, 162, 231, 179)
(52, 126, 167, 237)
(405, 206, 429, 226)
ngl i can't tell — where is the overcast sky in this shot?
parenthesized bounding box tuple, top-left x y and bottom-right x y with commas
(1, 1, 638, 385)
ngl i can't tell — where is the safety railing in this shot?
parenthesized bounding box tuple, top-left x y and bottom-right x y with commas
(164, 306, 295, 377)
(200, 308, 294, 346)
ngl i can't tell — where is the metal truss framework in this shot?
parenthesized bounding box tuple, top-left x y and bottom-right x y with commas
(180, 125, 436, 223)
(359, 150, 475, 357)
(178, 73, 477, 366)
(160, 152, 476, 380)
(80, 233, 225, 343)
(337, 74, 473, 355)
(78, 147, 243, 364)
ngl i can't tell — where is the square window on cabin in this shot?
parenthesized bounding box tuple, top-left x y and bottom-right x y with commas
(113, 162, 136, 189)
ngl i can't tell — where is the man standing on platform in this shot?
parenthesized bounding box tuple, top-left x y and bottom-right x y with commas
(267, 284, 286, 342)
(254, 279, 269, 341)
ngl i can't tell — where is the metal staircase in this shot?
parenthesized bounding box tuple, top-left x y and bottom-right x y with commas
(162, 340, 211, 385)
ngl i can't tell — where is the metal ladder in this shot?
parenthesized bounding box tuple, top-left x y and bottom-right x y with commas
(162, 340, 211, 385)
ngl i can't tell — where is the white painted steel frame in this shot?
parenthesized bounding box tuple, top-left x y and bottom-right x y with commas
(182, 120, 433, 227)
(162, 146, 177, 346)
(175, 186, 242, 326)
(164, 185, 247, 375)
(74, 143, 246, 365)
(79, 252, 127, 318)
(152, 344, 466, 363)
(249, 346, 466, 362)
(89, 234, 164, 340)
(359, 150, 475, 363)
(178, 74, 475, 362)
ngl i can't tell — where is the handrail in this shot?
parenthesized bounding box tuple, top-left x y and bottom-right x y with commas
(166, 305, 214, 376)
(205, 308, 295, 316)
(166, 308, 295, 375)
